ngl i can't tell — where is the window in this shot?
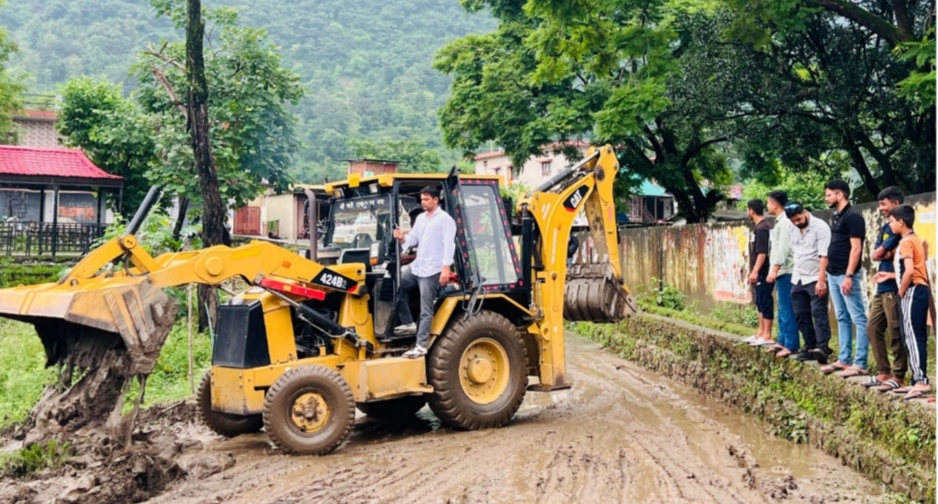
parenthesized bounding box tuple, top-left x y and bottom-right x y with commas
(541, 161, 552, 176)
(462, 185, 519, 286)
(482, 160, 488, 172)
(494, 166, 501, 176)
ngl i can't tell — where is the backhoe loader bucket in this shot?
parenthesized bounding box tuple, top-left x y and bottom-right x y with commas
(0, 278, 178, 376)
(564, 264, 637, 323)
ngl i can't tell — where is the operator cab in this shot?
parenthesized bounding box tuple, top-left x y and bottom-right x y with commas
(316, 174, 524, 342)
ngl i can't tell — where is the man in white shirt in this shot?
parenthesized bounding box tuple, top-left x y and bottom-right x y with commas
(392, 185, 457, 358)
(786, 202, 833, 364)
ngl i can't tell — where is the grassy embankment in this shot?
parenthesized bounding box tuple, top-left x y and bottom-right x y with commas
(572, 283, 936, 503)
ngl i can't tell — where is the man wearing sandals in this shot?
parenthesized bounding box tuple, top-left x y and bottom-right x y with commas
(786, 203, 833, 363)
(880, 205, 932, 400)
(819, 180, 869, 378)
(865, 187, 907, 392)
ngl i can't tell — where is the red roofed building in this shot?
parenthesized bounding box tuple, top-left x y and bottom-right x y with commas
(0, 145, 123, 257)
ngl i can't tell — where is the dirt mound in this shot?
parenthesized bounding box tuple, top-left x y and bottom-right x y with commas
(0, 401, 234, 504)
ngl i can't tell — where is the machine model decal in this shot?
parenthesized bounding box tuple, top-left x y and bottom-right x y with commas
(311, 269, 356, 291)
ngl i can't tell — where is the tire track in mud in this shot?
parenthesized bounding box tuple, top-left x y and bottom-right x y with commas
(147, 333, 883, 504)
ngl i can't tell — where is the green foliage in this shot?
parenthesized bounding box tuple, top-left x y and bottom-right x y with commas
(95, 204, 201, 255)
(1, 0, 494, 179)
(895, 27, 936, 113)
(0, 440, 73, 478)
(738, 168, 828, 212)
(0, 0, 23, 137)
(0, 257, 62, 288)
(645, 278, 686, 311)
(348, 138, 443, 173)
(0, 318, 56, 427)
(56, 5, 305, 212)
(724, 0, 935, 200)
(435, 1, 753, 222)
(57, 78, 155, 213)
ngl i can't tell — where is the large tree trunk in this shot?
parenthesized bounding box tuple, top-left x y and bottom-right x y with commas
(186, 0, 229, 331)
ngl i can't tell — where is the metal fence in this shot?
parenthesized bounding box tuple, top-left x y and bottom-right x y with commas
(0, 222, 108, 257)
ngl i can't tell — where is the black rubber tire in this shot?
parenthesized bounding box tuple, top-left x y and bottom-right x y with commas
(197, 371, 264, 437)
(427, 310, 528, 430)
(357, 395, 427, 423)
(263, 366, 355, 455)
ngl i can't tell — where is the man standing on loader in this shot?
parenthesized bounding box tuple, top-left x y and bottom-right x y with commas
(393, 185, 457, 358)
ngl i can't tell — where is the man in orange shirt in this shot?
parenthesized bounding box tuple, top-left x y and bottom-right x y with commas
(879, 205, 932, 400)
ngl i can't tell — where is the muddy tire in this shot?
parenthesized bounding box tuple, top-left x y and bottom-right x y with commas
(197, 371, 263, 437)
(263, 366, 355, 455)
(357, 395, 427, 423)
(427, 310, 527, 430)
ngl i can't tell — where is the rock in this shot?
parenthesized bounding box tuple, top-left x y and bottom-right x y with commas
(177, 451, 236, 480)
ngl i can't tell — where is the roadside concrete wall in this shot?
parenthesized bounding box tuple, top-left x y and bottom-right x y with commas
(614, 193, 936, 312)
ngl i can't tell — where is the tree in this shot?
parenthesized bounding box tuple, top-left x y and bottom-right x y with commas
(726, 0, 936, 198)
(0, 0, 24, 137)
(436, 0, 739, 222)
(57, 78, 155, 213)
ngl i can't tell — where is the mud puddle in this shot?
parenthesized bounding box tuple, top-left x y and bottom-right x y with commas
(3, 333, 886, 504)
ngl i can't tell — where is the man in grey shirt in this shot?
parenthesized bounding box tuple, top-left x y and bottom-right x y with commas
(393, 185, 457, 358)
(785, 202, 833, 363)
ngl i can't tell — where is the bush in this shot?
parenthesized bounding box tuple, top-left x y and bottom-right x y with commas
(645, 278, 685, 311)
(0, 440, 72, 478)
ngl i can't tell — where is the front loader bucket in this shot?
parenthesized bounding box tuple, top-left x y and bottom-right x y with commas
(0, 278, 178, 376)
(564, 264, 637, 323)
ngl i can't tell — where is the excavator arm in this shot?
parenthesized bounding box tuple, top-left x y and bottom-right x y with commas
(0, 186, 363, 377)
(518, 144, 636, 390)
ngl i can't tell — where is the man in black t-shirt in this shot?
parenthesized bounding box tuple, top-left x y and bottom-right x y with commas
(821, 179, 869, 377)
(746, 199, 774, 346)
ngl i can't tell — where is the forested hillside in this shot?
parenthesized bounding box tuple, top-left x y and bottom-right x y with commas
(0, 0, 494, 180)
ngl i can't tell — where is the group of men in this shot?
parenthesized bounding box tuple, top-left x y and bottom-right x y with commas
(744, 182, 932, 400)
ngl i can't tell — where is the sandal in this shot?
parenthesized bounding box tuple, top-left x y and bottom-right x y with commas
(775, 349, 792, 358)
(820, 362, 849, 375)
(838, 366, 868, 378)
(765, 344, 785, 353)
(903, 387, 931, 401)
(892, 386, 913, 394)
(876, 379, 903, 393)
(862, 376, 887, 388)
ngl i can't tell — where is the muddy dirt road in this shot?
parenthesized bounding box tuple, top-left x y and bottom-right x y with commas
(146, 333, 881, 504)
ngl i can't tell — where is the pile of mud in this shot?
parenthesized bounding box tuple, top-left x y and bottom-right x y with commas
(0, 401, 234, 504)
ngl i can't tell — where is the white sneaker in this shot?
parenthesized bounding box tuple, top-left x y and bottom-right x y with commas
(742, 335, 759, 344)
(394, 323, 417, 335)
(403, 345, 427, 359)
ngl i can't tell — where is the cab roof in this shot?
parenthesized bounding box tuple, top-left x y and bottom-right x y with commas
(324, 172, 503, 194)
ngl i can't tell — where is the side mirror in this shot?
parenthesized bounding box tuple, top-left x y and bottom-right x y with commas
(298, 248, 311, 260)
(369, 242, 385, 266)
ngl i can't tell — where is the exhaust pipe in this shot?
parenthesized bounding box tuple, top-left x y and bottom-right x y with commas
(304, 188, 318, 261)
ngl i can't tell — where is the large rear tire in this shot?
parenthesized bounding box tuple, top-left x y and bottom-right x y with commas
(357, 395, 427, 423)
(263, 366, 355, 455)
(427, 310, 527, 430)
(197, 371, 263, 437)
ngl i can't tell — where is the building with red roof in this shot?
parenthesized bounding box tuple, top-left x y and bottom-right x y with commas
(0, 144, 123, 257)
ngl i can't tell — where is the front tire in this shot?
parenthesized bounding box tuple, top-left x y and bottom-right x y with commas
(263, 366, 355, 455)
(197, 371, 263, 437)
(427, 310, 527, 430)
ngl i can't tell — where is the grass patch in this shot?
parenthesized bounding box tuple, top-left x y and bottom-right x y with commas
(0, 319, 56, 428)
(0, 315, 211, 427)
(0, 440, 72, 478)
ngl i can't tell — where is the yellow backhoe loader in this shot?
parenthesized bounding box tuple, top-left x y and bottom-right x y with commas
(0, 144, 636, 454)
